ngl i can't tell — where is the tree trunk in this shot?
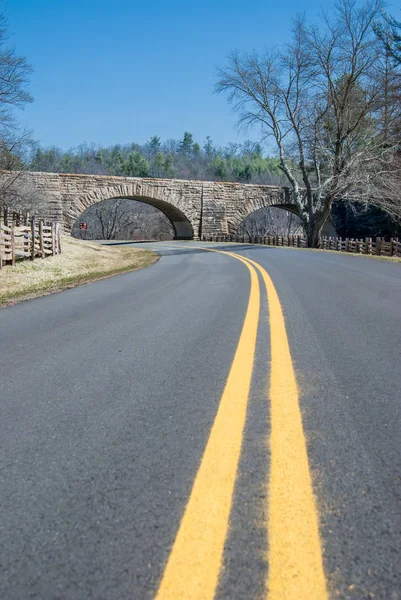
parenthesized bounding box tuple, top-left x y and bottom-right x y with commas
(306, 219, 322, 248)
(304, 194, 334, 248)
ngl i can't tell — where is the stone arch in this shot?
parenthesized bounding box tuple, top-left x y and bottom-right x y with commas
(228, 196, 336, 237)
(229, 202, 302, 236)
(63, 183, 195, 239)
(224, 185, 296, 235)
(269, 204, 337, 236)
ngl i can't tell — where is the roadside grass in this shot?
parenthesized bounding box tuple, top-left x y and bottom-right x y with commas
(0, 236, 158, 306)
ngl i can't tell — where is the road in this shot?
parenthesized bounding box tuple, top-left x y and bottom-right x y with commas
(0, 241, 400, 600)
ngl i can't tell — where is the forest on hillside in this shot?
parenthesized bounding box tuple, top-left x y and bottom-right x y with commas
(29, 135, 288, 185)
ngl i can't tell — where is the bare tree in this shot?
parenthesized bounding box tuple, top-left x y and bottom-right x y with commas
(0, 7, 34, 209)
(0, 172, 47, 215)
(238, 207, 303, 237)
(73, 199, 174, 241)
(93, 199, 126, 240)
(216, 0, 401, 246)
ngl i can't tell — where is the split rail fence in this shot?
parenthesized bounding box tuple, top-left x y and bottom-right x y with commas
(0, 208, 62, 269)
(201, 233, 401, 258)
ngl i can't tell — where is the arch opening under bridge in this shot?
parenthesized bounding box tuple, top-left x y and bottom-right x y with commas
(65, 186, 195, 240)
(230, 202, 336, 238)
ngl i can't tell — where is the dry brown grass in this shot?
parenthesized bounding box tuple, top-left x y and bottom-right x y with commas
(0, 236, 158, 305)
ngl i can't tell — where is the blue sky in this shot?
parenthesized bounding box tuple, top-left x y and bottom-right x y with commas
(7, 0, 401, 151)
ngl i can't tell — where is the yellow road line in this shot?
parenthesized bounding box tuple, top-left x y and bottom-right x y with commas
(155, 252, 260, 600)
(157, 242, 328, 598)
(227, 251, 328, 600)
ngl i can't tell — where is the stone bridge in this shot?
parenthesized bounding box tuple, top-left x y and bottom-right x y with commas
(22, 171, 335, 239)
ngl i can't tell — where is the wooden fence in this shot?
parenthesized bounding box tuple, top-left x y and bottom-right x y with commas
(0, 211, 62, 268)
(201, 233, 401, 258)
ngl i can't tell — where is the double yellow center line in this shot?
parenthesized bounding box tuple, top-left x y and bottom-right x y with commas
(154, 246, 328, 600)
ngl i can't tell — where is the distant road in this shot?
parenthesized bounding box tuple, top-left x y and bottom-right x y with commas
(0, 242, 400, 600)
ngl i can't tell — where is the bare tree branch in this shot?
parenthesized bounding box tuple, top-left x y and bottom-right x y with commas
(216, 0, 400, 246)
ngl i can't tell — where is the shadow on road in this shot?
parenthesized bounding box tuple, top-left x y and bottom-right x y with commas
(148, 243, 279, 258)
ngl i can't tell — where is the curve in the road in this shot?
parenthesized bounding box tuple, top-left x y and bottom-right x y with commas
(155, 245, 328, 600)
(155, 254, 259, 600)
(229, 250, 328, 600)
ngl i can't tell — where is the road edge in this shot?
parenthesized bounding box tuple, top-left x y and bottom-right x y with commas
(0, 255, 160, 309)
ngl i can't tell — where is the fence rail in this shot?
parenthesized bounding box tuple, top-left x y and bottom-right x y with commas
(201, 233, 401, 258)
(0, 211, 61, 268)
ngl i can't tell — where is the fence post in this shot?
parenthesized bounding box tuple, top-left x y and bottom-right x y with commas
(376, 237, 381, 255)
(30, 218, 35, 261)
(11, 222, 15, 266)
(39, 221, 44, 257)
(394, 237, 399, 258)
(389, 237, 394, 257)
(51, 222, 56, 256)
(56, 222, 61, 254)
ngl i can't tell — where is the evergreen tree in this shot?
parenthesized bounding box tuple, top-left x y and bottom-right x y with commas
(124, 151, 149, 177)
(375, 12, 401, 64)
(163, 154, 176, 178)
(212, 156, 228, 179)
(203, 136, 215, 156)
(192, 142, 201, 157)
(179, 132, 193, 154)
(149, 135, 161, 154)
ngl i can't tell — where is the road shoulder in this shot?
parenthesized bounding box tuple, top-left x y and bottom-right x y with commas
(0, 237, 159, 307)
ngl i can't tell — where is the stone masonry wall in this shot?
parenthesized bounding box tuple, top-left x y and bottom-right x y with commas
(14, 171, 297, 239)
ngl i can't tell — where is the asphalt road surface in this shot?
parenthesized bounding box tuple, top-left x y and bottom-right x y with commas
(1, 241, 401, 600)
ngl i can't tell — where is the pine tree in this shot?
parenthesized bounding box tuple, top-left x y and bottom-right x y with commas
(149, 135, 161, 154)
(375, 12, 401, 64)
(203, 136, 214, 156)
(179, 132, 193, 154)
